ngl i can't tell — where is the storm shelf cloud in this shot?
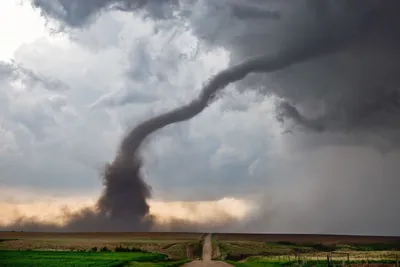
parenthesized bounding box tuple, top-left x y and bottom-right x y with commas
(1, 0, 400, 235)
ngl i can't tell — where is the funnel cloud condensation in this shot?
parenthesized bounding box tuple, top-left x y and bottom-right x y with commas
(5, 0, 400, 232)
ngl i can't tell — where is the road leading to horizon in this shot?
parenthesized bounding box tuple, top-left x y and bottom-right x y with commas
(183, 234, 233, 267)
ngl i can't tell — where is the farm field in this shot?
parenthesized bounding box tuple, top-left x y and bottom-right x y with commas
(214, 233, 400, 244)
(0, 250, 189, 267)
(0, 232, 204, 260)
(1, 232, 400, 266)
(225, 256, 400, 267)
(212, 233, 400, 260)
(212, 234, 400, 266)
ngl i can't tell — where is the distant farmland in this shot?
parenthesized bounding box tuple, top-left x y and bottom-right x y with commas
(0, 250, 174, 267)
(0, 231, 205, 261)
(1, 232, 400, 266)
(4, 232, 399, 244)
(0, 231, 203, 240)
(214, 233, 400, 244)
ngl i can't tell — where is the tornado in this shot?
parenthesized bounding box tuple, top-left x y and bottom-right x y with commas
(2, 0, 399, 231)
(92, 22, 372, 230)
(0, 28, 346, 232)
(83, 0, 400, 231)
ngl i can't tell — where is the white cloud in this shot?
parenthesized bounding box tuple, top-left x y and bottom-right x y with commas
(0, 1, 47, 61)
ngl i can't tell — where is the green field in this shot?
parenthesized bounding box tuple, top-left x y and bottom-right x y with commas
(211, 236, 400, 266)
(213, 239, 400, 262)
(225, 258, 284, 267)
(1, 232, 400, 266)
(0, 232, 204, 260)
(0, 250, 190, 267)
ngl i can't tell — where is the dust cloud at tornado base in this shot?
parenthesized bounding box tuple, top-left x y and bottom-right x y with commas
(4, 0, 400, 234)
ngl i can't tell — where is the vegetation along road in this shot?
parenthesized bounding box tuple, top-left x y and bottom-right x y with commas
(183, 234, 233, 267)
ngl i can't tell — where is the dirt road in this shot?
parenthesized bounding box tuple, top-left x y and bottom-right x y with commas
(182, 234, 233, 267)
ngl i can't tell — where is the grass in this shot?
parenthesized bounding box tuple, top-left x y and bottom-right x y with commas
(0, 250, 176, 267)
(126, 260, 191, 266)
(217, 240, 400, 261)
(214, 233, 400, 259)
(184, 233, 206, 260)
(0, 232, 203, 259)
(215, 236, 400, 265)
(2, 232, 400, 266)
(0, 237, 192, 260)
(343, 243, 400, 251)
(162, 242, 189, 260)
(225, 257, 286, 267)
(219, 241, 303, 260)
(211, 234, 221, 260)
(225, 254, 400, 267)
(226, 257, 400, 267)
(273, 241, 400, 252)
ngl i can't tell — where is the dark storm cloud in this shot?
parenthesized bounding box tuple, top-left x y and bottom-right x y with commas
(15, 0, 400, 234)
(240, 146, 400, 236)
(30, 0, 178, 27)
(194, 1, 400, 141)
(43, 0, 400, 140)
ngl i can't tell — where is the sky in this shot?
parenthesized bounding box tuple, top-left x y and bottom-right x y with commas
(1, 0, 400, 235)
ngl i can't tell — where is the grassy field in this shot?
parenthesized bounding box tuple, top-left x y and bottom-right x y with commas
(0, 250, 191, 267)
(210, 233, 400, 265)
(214, 234, 400, 244)
(216, 241, 400, 260)
(1, 232, 400, 266)
(0, 232, 203, 260)
(225, 256, 400, 267)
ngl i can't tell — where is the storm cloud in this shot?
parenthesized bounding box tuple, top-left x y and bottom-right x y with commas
(2, 0, 400, 234)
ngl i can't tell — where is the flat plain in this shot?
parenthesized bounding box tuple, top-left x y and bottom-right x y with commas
(1, 231, 399, 267)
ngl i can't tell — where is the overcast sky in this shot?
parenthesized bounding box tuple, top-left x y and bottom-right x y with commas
(1, 0, 400, 235)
